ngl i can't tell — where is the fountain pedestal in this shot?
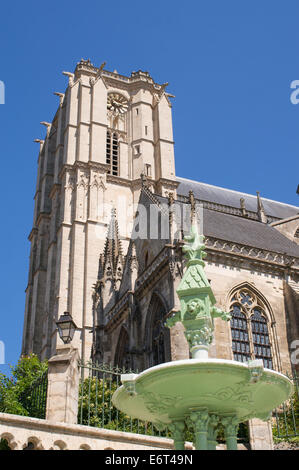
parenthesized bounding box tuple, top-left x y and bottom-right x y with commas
(112, 225, 293, 450)
(112, 357, 293, 450)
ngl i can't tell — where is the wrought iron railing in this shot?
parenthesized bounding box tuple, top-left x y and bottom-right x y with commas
(78, 361, 167, 437)
(77, 361, 250, 443)
(78, 361, 299, 445)
(272, 371, 299, 440)
(19, 371, 48, 419)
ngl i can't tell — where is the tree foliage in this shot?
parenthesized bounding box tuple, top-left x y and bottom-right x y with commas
(0, 354, 48, 450)
(78, 376, 167, 436)
(78, 376, 249, 445)
(272, 391, 299, 441)
(0, 354, 48, 416)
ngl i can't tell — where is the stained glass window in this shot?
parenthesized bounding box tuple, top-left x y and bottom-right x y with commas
(230, 289, 273, 369)
(251, 309, 273, 369)
(230, 305, 250, 363)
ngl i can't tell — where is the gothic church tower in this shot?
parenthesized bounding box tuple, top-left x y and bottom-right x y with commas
(22, 59, 178, 362)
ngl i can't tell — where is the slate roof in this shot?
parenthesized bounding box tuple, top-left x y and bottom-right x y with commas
(202, 208, 299, 257)
(153, 192, 299, 258)
(176, 177, 299, 220)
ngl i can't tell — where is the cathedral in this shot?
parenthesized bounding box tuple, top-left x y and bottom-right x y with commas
(22, 59, 299, 380)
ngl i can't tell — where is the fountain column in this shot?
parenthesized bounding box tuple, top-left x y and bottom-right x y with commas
(169, 420, 185, 450)
(190, 409, 210, 450)
(222, 416, 239, 450)
(207, 415, 219, 450)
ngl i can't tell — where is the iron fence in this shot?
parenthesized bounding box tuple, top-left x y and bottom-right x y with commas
(272, 371, 299, 440)
(78, 361, 167, 437)
(77, 361, 249, 443)
(19, 371, 48, 419)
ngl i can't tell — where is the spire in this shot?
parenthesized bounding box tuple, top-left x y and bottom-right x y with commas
(188, 190, 196, 226)
(103, 208, 123, 276)
(168, 192, 175, 244)
(256, 191, 267, 223)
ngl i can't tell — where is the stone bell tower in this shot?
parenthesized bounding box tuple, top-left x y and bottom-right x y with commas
(22, 59, 178, 363)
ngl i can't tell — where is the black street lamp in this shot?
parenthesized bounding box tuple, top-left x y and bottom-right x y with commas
(56, 312, 77, 344)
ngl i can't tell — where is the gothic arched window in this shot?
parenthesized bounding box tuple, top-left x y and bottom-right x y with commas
(146, 294, 167, 367)
(114, 326, 131, 370)
(229, 288, 273, 369)
(106, 131, 119, 176)
(152, 310, 165, 366)
(251, 308, 272, 369)
(230, 305, 250, 363)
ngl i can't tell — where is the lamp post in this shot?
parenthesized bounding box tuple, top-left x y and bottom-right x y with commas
(56, 312, 77, 344)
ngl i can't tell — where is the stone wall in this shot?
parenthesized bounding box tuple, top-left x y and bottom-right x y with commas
(0, 413, 252, 450)
(0, 413, 176, 450)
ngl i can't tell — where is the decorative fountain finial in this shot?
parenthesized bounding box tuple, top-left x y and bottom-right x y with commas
(167, 224, 231, 359)
(182, 224, 206, 262)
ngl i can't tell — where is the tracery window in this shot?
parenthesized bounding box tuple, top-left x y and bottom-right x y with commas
(152, 312, 165, 366)
(114, 326, 131, 370)
(251, 309, 272, 369)
(106, 131, 119, 176)
(230, 305, 250, 363)
(229, 288, 273, 369)
(147, 294, 167, 367)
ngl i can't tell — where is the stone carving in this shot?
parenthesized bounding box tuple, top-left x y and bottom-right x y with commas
(185, 327, 213, 349)
(167, 224, 231, 358)
(65, 173, 76, 191)
(142, 391, 183, 414)
(202, 382, 253, 404)
(91, 174, 106, 190)
(168, 420, 185, 447)
(78, 172, 89, 189)
(205, 236, 299, 270)
(221, 416, 239, 437)
(208, 414, 220, 439)
(189, 409, 210, 432)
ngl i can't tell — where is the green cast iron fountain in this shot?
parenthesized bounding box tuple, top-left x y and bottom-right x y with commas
(112, 225, 293, 450)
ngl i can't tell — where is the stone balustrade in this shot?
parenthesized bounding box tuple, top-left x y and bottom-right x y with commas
(0, 413, 252, 450)
(0, 412, 179, 450)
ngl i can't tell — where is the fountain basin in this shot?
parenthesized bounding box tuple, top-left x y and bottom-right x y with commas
(112, 359, 293, 427)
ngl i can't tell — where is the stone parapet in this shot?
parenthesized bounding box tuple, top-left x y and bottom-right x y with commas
(0, 413, 175, 450)
(0, 413, 251, 450)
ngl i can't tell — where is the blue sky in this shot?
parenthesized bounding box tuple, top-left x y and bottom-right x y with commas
(0, 0, 298, 375)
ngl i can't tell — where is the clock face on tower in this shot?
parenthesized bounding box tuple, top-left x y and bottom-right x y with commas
(107, 93, 129, 115)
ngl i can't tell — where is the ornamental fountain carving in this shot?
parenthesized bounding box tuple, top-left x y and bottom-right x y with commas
(112, 224, 293, 450)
